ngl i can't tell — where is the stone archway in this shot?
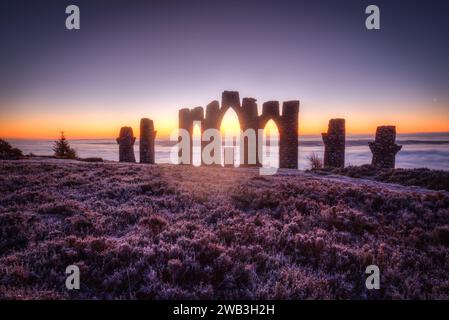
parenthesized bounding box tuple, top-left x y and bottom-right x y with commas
(178, 90, 299, 169)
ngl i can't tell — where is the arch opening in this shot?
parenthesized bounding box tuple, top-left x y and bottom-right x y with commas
(220, 108, 241, 167)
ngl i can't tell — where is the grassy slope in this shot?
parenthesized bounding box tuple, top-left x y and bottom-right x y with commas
(0, 160, 449, 299)
(313, 165, 449, 192)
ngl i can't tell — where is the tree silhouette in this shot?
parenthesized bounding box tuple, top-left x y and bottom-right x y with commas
(53, 132, 77, 159)
(0, 139, 23, 160)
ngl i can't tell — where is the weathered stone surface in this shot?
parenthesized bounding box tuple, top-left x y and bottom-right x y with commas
(241, 98, 260, 167)
(191, 106, 204, 122)
(140, 118, 157, 164)
(116, 127, 136, 163)
(279, 101, 299, 169)
(241, 98, 258, 119)
(322, 119, 345, 168)
(178, 108, 192, 165)
(179, 108, 192, 133)
(262, 101, 280, 118)
(369, 126, 402, 168)
(205, 100, 220, 126)
(202, 101, 221, 165)
(221, 91, 240, 110)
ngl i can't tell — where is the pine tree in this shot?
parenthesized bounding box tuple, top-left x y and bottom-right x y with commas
(53, 131, 77, 159)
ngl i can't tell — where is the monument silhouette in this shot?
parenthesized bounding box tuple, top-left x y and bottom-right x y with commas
(140, 118, 157, 164)
(369, 126, 402, 168)
(178, 90, 299, 169)
(114, 91, 402, 170)
(117, 119, 156, 164)
(116, 127, 136, 163)
(322, 118, 346, 168)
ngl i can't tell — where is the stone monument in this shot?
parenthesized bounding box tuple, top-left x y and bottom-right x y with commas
(140, 118, 157, 164)
(369, 126, 402, 168)
(322, 118, 346, 168)
(117, 126, 136, 163)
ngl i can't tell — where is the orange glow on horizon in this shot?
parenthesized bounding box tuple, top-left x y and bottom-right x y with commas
(2, 120, 449, 140)
(1, 103, 448, 140)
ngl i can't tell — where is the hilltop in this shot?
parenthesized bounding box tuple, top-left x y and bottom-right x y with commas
(0, 159, 448, 299)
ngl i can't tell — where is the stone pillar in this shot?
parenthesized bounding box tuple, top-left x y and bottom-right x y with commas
(140, 118, 157, 164)
(178, 108, 192, 165)
(262, 101, 280, 118)
(240, 97, 259, 167)
(279, 101, 299, 169)
(191, 106, 204, 166)
(203, 101, 221, 166)
(369, 126, 402, 168)
(322, 119, 345, 168)
(221, 91, 241, 110)
(191, 106, 204, 123)
(117, 127, 136, 163)
(205, 101, 220, 128)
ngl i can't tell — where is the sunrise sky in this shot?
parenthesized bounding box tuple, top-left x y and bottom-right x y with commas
(1, 0, 448, 139)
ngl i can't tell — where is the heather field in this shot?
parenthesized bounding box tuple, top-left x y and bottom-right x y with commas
(313, 165, 449, 192)
(0, 159, 449, 299)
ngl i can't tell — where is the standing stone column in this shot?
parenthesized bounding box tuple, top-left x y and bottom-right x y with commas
(279, 101, 299, 169)
(221, 91, 241, 110)
(240, 97, 259, 167)
(117, 127, 136, 163)
(178, 108, 192, 165)
(140, 118, 157, 164)
(322, 119, 345, 168)
(369, 126, 402, 168)
(203, 101, 221, 166)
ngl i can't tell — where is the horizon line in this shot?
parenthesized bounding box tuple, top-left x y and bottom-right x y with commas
(3, 131, 449, 141)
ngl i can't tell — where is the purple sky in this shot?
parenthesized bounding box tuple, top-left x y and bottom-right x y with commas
(1, 0, 448, 137)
